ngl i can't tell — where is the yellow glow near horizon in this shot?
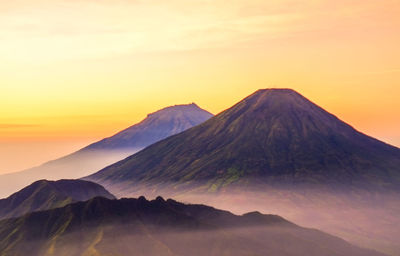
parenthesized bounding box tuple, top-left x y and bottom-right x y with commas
(0, 0, 399, 173)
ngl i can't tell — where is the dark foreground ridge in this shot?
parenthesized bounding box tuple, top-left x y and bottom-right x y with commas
(0, 196, 385, 256)
(86, 88, 400, 195)
(0, 179, 115, 220)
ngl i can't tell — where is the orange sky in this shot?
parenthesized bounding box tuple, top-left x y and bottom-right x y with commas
(1, 0, 399, 174)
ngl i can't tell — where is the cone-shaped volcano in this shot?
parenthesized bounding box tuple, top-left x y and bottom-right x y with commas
(86, 89, 400, 194)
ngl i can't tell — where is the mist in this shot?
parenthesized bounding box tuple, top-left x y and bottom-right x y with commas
(0, 148, 140, 198)
(98, 183, 400, 256)
(7, 222, 384, 256)
(179, 190, 400, 256)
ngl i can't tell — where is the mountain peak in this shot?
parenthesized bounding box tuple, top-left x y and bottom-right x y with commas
(254, 88, 298, 94)
(250, 88, 303, 99)
(147, 103, 210, 118)
(0, 102, 214, 198)
(215, 87, 341, 137)
(83, 103, 213, 151)
(237, 88, 313, 111)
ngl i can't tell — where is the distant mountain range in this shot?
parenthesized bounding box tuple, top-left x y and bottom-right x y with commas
(0, 179, 114, 220)
(86, 89, 400, 196)
(0, 196, 384, 256)
(0, 103, 212, 198)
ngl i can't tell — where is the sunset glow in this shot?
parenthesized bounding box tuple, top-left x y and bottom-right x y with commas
(1, 0, 399, 173)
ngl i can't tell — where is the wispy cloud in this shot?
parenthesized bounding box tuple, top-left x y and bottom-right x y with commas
(4, 0, 398, 64)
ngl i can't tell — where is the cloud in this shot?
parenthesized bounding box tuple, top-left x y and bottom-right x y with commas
(0, 0, 315, 63)
(0, 0, 399, 65)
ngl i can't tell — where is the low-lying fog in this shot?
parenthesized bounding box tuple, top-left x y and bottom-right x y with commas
(18, 224, 384, 256)
(0, 149, 139, 198)
(104, 185, 400, 256)
(179, 190, 400, 256)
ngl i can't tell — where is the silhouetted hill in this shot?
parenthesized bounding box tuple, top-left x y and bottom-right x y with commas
(86, 89, 400, 195)
(0, 179, 115, 220)
(0, 104, 212, 198)
(0, 196, 385, 256)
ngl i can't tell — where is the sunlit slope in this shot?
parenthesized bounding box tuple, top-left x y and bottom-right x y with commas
(0, 179, 115, 220)
(0, 197, 385, 256)
(86, 89, 400, 195)
(84, 103, 213, 150)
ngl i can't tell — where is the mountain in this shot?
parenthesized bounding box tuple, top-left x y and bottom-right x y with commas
(0, 179, 115, 220)
(0, 103, 212, 198)
(86, 88, 400, 195)
(0, 196, 384, 256)
(85, 103, 213, 150)
(84, 88, 400, 255)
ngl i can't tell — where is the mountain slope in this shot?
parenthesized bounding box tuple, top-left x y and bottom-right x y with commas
(0, 103, 212, 198)
(0, 179, 115, 220)
(86, 89, 400, 195)
(0, 196, 384, 256)
(85, 103, 213, 150)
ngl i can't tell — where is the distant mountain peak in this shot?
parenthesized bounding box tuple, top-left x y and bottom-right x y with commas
(146, 103, 211, 118)
(0, 103, 213, 198)
(83, 103, 213, 151)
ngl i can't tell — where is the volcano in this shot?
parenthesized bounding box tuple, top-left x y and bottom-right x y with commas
(86, 89, 400, 195)
(0, 103, 212, 198)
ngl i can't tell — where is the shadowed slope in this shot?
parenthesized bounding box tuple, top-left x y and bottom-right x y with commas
(0, 196, 385, 256)
(0, 179, 115, 220)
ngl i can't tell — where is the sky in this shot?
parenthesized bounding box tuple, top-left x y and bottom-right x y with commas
(1, 0, 399, 174)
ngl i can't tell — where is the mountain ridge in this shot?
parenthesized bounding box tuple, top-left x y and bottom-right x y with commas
(0, 179, 115, 220)
(0, 196, 385, 256)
